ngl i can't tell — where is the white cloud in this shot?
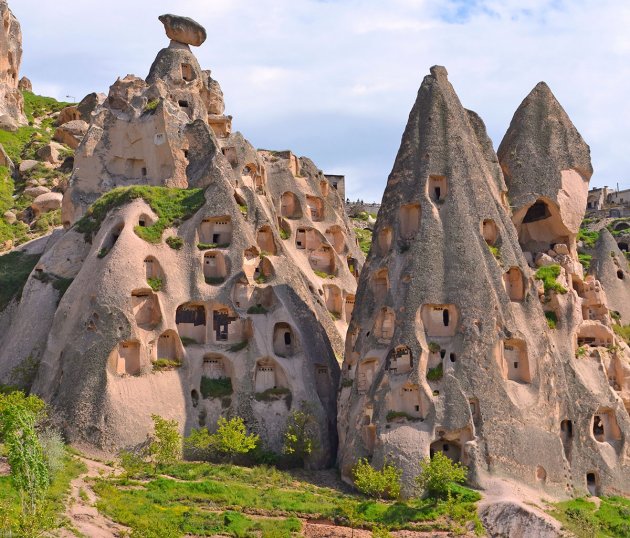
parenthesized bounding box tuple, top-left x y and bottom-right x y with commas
(11, 0, 630, 200)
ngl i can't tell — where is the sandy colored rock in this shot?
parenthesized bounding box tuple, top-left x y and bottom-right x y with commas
(17, 75, 31, 91)
(0, 1, 26, 127)
(158, 14, 207, 46)
(32, 191, 62, 215)
(53, 119, 88, 149)
(3, 209, 15, 223)
(19, 159, 38, 173)
(337, 66, 630, 498)
(479, 502, 561, 538)
(23, 185, 50, 198)
(0, 140, 13, 173)
(36, 141, 64, 163)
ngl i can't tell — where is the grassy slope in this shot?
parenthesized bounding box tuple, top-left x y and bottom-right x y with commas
(0, 448, 85, 535)
(92, 461, 482, 537)
(551, 497, 630, 538)
(0, 250, 41, 311)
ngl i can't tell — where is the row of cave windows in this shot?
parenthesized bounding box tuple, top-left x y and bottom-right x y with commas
(113, 345, 333, 400)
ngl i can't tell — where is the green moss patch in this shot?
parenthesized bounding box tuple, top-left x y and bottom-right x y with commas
(534, 264, 568, 295)
(200, 376, 233, 399)
(0, 250, 41, 311)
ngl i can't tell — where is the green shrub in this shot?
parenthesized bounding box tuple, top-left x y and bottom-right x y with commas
(352, 458, 401, 499)
(283, 403, 319, 466)
(612, 324, 630, 345)
(0, 251, 41, 311)
(148, 415, 182, 470)
(341, 379, 353, 388)
(428, 342, 441, 353)
(238, 204, 247, 216)
(147, 277, 163, 292)
(153, 358, 182, 371)
(197, 242, 230, 250)
(119, 449, 149, 479)
(575, 346, 588, 358)
(179, 337, 197, 347)
(165, 236, 183, 250)
(255, 387, 291, 401)
(279, 228, 290, 240)
(416, 452, 468, 498)
(200, 376, 232, 399)
(545, 311, 558, 329)
(97, 247, 109, 258)
(354, 227, 372, 255)
(206, 417, 259, 463)
(314, 269, 333, 279)
(488, 244, 500, 259)
(205, 276, 225, 285)
(426, 363, 443, 381)
(143, 99, 160, 114)
(577, 228, 600, 248)
(534, 264, 568, 295)
(578, 253, 593, 271)
(228, 341, 248, 352)
(247, 305, 268, 314)
(386, 411, 418, 422)
(75, 186, 206, 244)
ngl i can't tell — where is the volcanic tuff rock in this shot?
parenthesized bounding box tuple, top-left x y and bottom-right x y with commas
(0, 0, 25, 129)
(338, 66, 630, 497)
(159, 14, 207, 47)
(1, 14, 363, 467)
(591, 229, 630, 323)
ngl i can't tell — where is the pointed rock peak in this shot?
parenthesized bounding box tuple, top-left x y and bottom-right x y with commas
(159, 14, 207, 47)
(429, 65, 448, 82)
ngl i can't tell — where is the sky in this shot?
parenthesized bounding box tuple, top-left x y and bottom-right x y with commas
(13, 0, 630, 202)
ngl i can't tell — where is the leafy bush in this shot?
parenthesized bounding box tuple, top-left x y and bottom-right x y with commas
(197, 242, 230, 250)
(428, 342, 441, 353)
(545, 311, 558, 329)
(148, 415, 182, 470)
(488, 245, 500, 259)
(314, 269, 333, 279)
(283, 403, 319, 466)
(254, 387, 291, 401)
(165, 236, 183, 250)
(75, 186, 206, 244)
(575, 346, 588, 358)
(612, 324, 630, 345)
(228, 341, 248, 352)
(38, 427, 65, 478)
(147, 277, 163, 292)
(279, 227, 290, 240)
(354, 227, 373, 255)
(143, 98, 160, 114)
(119, 449, 149, 479)
(200, 376, 232, 399)
(416, 452, 467, 498)
(578, 253, 593, 271)
(426, 363, 443, 381)
(534, 264, 568, 295)
(352, 458, 401, 499)
(97, 247, 109, 258)
(205, 417, 259, 463)
(179, 336, 197, 347)
(247, 305, 268, 314)
(577, 228, 600, 248)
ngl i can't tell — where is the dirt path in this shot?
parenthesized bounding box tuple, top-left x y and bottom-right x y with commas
(58, 455, 128, 538)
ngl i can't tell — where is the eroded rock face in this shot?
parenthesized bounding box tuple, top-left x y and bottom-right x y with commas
(338, 66, 630, 498)
(1, 16, 363, 469)
(158, 14, 207, 47)
(0, 1, 26, 128)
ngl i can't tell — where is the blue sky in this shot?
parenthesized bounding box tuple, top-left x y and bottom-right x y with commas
(14, 0, 630, 202)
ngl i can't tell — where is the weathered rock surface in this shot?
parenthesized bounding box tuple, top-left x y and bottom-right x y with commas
(479, 502, 561, 538)
(1, 16, 363, 470)
(32, 191, 62, 215)
(17, 75, 30, 91)
(53, 119, 89, 149)
(591, 229, 630, 323)
(0, 1, 26, 128)
(338, 66, 630, 498)
(158, 14, 207, 47)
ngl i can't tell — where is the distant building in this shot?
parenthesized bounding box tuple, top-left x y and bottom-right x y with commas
(587, 187, 609, 210)
(324, 174, 345, 200)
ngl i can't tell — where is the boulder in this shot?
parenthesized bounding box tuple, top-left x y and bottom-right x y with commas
(36, 142, 64, 164)
(19, 159, 39, 174)
(3, 210, 16, 224)
(31, 192, 62, 216)
(158, 14, 207, 46)
(76, 92, 106, 120)
(0, 142, 14, 175)
(24, 185, 50, 198)
(18, 76, 32, 92)
(0, 114, 18, 132)
(56, 106, 81, 126)
(479, 502, 561, 538)
(53, 120, 88, 149)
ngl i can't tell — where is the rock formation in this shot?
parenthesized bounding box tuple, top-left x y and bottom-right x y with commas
(0, 0, 26, 129)
(0, 15, 363, 466)
(591, 229, 630, 323)
(337, 66, 630, 498)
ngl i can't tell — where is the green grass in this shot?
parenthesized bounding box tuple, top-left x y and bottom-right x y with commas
(228, 341, 248, 352)
(0, 448, 85, 535)
(180, 337, 197, 347)
(75, 186, 206, 244)
(612, 324, 630, 346)
(153, 358, 182, 371)
(91, 461, 482, 536)
(198, 242, 230, 250)
(314, 269, 334, 279)
(143, 98, 160, 114)
(22, 91, 73, 123)
(534, 264, 568, 295)
(488, 244, 500, 259)
(386, 411, 420, 422)
(0, 250, 41, 311)
(577, 228, 600, 249)
(426, 363, 443, 381)
(550, 497, 630, 538)
(545, 311, 558, 329)
(578, 253, 593, 271)
(354, 227, 372, 255)
(200, 376, 233, 399)
(279, 227, 290, 240)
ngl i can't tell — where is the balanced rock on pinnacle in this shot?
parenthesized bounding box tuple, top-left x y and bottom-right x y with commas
(159, 14, 207, 47)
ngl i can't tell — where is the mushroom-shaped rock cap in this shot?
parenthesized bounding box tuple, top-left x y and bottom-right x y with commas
(158, 14, 207, 47)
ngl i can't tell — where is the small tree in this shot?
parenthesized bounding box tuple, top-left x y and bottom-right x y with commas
(207, 417, 259, 462)
(416, 452, 467, 498)
(352, 458, 401, 499)
(148, 415, 182, 471)
(283, 403, 319, 466)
